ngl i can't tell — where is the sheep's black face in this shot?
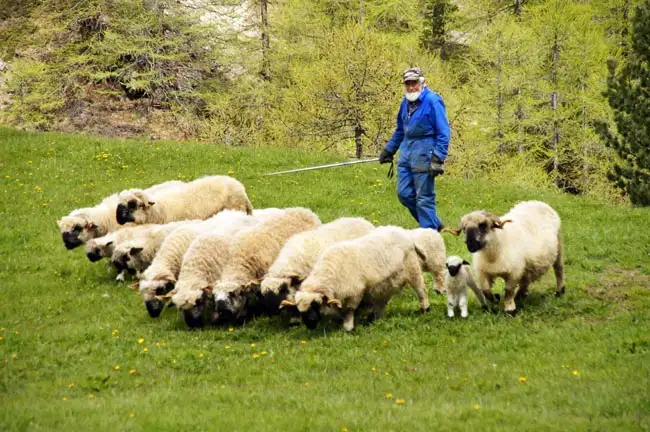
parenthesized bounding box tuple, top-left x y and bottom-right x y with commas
(86, 248, 102, 262)
(447, 263, 462, 277)
(262, 284, 289, 313)
(214, 292, 245, 324)
(116, 203, 135, 225)
(465, 223, 489, 253)
(145, 299, 165, 318)
(112, 254, 129, 272)
(62, 229, 83, 250)
(183, 292, 212, 328)
(301, 301, 322, 330)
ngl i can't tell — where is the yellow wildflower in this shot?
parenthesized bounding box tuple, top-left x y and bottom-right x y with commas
(252, 353, 261, 359)
(250, 343, 256, 348)
(228, 328, 234, 333)
(68, 383, 75, 388)
(129, 413, 135, 418)
(473, 404, 481, 410)
(114, 365, 120, 371)
(519, 377, 528, 384)
(129, 369, 136, 376)
(371, 367, 377, 372)
(396, 399, 405, 405)
(112, 329, 119, 336)
(138, 338, 145, 344)
(572, 370, 580, 376)
(384, 393, 393, 399)
(300, 340, 308, 345)
(89, 393, 95, 399)
(63, 397, 68, 401)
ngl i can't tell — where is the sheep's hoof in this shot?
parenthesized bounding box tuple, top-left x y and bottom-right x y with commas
(481, 305, 489, 313)
(493, 293, 501, 302)
(555, 286, 566, 297)
(505, 308, 518, 317)
(421, 306, 431, 313)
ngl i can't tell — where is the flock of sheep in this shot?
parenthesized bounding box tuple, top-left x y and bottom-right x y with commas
(57, 174, 566, 330)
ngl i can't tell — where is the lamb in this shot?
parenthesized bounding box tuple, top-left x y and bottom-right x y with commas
(116, 175, 253, 225)
(110, 220, 201, 281)
(444, 200, 564, 315)
(212, 208, 322, 325)
(57, 180, 182, 250)
(139, 210, 262, 318)
(280, 226, 430, 332)
(260, 217, 375, 313)
(409, 228, 447, 296)
(444, 256, 489, 318)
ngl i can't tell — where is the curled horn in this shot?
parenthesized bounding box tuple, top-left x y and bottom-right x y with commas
(440, 227, 462, 236)
(279, 300, 297, 309)
(155, 289, 177, 301)
(327, 299, 343, 308)
(494, 218, 513, 229)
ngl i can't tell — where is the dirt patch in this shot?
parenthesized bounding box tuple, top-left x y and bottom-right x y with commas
(584, 266, 650, 302)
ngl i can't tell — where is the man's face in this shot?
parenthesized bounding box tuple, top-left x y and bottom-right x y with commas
(405, 80, 422, 93)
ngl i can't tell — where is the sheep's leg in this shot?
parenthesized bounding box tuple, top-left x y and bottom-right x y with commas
(514, 278, 530, 303)
(406, 254, 430, 311)
(433, 267, 447, 295)
(477, 273, 498, 303)
(467, 278, 489, 309)
(447, 292, 455, 318)
(504, 278, 519, 315)
(342, 310, 355, 332)
(370, 300, 388, 322)
(553, 236, 566, 297)
(459, 291, 469, 318)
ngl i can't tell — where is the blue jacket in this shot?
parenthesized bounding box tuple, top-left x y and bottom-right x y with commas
(385, 87, 450, 172)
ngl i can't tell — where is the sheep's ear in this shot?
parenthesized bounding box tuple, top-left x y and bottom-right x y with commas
(130, 247, 144, 255)
(327, 298, 343, 308)
(279, 300, 297, 309)
(462, 260, 470, 266)
(290, 276, 302, 287)
(441, 228, 461, 236)
(106, 241, 114, 247)
(147, 201, 155, 207)
(85, 222, 98, 231)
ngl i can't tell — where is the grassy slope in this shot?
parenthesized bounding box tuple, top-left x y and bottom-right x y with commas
(0, 127, 649, 431)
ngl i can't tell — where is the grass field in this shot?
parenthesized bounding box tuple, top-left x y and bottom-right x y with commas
(1, 127, 649, 431)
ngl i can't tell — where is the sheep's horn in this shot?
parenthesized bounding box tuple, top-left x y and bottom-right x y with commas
(440, 227, 462, 236)
(129, 282, 139, 290)
(495, 219, 513, 229)
(279, 300, 297, 309)
(327, 299, 343, 308)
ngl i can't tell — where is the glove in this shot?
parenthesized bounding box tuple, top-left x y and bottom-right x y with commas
(379, 149, 394, 164)
(430, 155, 444, 177)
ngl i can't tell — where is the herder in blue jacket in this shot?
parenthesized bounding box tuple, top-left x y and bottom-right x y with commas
(379, 67, 450, 231)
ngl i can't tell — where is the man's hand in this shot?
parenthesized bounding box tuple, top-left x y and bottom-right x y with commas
(379, 149, 394, 164)
(430, 155, 444, 177)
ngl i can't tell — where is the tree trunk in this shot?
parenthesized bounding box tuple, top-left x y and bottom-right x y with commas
(552, 31, 560, 186)
(496, 40, 504, 152)
(355, 124, 365, 158)
(514, 0, 522, 17)
(260, 0, 270, 80)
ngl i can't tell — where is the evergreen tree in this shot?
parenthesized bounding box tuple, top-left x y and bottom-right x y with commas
(596, 0, 650, 205)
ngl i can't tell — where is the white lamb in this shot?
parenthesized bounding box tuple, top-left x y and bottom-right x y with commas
(444, 256, 489, 318)
(116, 175, 253, 225)
(281, 226, 430, 332)
(444, 200, 564, 315)
(110, 220, 201, 281)
(260, 217, 375, 313)
(57, 180, 182, 250)
(139, 210, 262, 318)
(212, 208, 322, 325)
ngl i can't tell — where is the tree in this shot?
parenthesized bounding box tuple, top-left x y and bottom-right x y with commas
(597, 0, 650, 205)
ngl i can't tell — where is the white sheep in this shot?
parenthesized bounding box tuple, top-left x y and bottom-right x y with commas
(212, 208, 322, 325)
(57, 180, 182, 250)
(444, 256, 489, 318)
(444, 200, 564, 315)
(260, 217, 375, 313)
(110, 220, 201, 281)
(84, 223, 161, 263)
(116, 175, 253, 225)
(281, 226, 430, 332)
(409, 228, 447, 296)
(139, 210, 262, 318)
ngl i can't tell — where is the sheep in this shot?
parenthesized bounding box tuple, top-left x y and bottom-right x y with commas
(443, 200, 564, 315)
(139, 210, 262, 318)
(110, 220, 201, 281)
(84, 223, 161, 263)
(116, 175, 253, 225)
(409, 228, 447, 296)
(212, 208, 322, 325)
(260, 217, 375, 313)
(444, 256, 489, 318)
(280, 226, 430, 332)
(57, 180, 183, 250)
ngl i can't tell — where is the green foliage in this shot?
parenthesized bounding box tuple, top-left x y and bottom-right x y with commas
(597, 0, 650, 206)
(420, 0, 459, 57)
(1, 127, 649, 430)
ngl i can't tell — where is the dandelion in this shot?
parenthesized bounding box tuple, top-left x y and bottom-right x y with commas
(228, 328, 234, 333)
(0, 336, 3, 341)
(572, 370, 580, 376)
(138, 338, 145, 344)
(68, 383, 75, 388)
(63, 397, 68, 401)
(300, 340, 308, 345)
(114, 365, 120, 371)
(372, 219, 379, 224)
(396, 399, 405, 405)
(384, 372, 390, 376)
(14, 330, 19, 335)
(225, 345, 231, 350)
(28, 160, 32, 164)
(89, 393, 95, 399)
(371, 367, 377, 372)
(112, 329, 119, 336)
(129, 413, 135, 418)
(11, 353, 17, 359)
(249, 343, 256, 348)
(0, 328, 4, 332)
(5, 176, 10, 179)
(252, 353, 261, 359)
(220, 385, 225, 389)
(227, 170, 235, 175)
(383, 340, 388, 345)
(342, 427, 348, 432)
(198, 353, 204, 359)
(385, 393, 393, 399)
(129, 369, 136, 376)
(35, 185, 42, 191)
(473, 404, 481, 410)
(519, 376, 527, 384)
(260, 351, 268, 356)
(172, 359, 176, 364)
(143, 348, 148, 353)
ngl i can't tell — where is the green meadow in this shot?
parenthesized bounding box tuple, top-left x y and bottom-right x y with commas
(1, 127, 649, 431)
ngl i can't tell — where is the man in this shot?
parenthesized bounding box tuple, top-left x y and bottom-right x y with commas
(379, 67, 450, 231)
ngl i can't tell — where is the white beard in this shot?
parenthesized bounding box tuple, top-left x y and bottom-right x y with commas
(405, 91, 421, 102)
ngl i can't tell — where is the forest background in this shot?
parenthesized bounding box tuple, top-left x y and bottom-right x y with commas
(0, 0, 645, 202)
